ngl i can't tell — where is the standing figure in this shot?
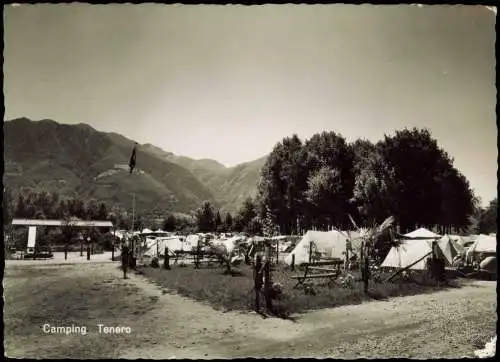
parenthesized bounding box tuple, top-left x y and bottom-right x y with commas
(122, 244, 130, 279)
(253, 254, 264, 312)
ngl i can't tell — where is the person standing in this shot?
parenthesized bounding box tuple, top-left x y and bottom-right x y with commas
(253, 254, 264, 312)
(122, 244, 130, 279)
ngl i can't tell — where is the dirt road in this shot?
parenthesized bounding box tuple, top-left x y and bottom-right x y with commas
(4, 262, 496, 359)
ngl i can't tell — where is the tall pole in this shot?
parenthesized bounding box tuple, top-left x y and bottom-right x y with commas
(131, 193, 136, 234)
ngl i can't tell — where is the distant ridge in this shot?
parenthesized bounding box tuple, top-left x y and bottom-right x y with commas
(4, 118, 268, 215)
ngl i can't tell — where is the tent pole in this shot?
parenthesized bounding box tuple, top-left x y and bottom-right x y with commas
(386, 251, 433, 282)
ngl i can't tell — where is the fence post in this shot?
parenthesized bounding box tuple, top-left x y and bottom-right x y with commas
(309, 241, 312, 263)
(264, 244, 273, 313)
(291, 253, 295, 271)
(276, 239, 279, 265)
(194, 240, 200, 269)
(345, 240, 350, 270)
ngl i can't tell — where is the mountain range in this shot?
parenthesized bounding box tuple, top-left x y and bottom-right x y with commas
(3, 118, 268, 218)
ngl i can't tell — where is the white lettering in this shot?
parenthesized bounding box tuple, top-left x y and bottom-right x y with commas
(41, 324, 87, 335)
(97, 324, 132, 334)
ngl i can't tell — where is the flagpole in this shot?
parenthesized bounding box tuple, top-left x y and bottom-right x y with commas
(128, 142, 138, 260)
(132, 193, 135, 234)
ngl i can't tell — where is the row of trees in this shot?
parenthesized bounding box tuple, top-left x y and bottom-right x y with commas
(4, 127, 495, 238)
(469, 198, 497, 235)
(161, 198, 265, 235)
(4, 190, 109, 222)
(254, 128, 481, 234)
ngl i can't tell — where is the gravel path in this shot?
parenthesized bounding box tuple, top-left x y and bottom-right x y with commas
(5, 262, 496, 359)
(117, 265, 496, 359)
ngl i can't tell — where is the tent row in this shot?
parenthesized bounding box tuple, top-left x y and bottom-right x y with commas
(283, 226, 497, 270)
(381, 234, 496, 271)
(284, 230, 366, 265)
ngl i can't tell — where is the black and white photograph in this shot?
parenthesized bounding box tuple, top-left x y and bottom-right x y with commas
(2, 3, 497, 359)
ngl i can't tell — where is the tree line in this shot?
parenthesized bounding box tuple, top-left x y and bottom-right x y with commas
(162, 198, 264, 235)
(252, 128, 487, 235)
(3, 127, 496, 238)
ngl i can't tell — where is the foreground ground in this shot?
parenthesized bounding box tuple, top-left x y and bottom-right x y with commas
(4, 261, 497, 359)
(138, 262, 463, 316)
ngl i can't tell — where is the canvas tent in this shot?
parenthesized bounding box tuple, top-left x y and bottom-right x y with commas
(141, 236, 184, 257)
(212, 236, 244, 254)
(404, 228, 440, 239)
(186, 234, 202, 249)
(467, 235, 496, 256)
(439, 235, 464, 259)
(479, 256, 497, 274)
(284, 230, 363, 265)
(381, 237, 456, 270)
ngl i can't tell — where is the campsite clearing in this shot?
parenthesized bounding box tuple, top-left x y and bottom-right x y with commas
(4, 261, 496, 359)
(139, 263, 461, 315)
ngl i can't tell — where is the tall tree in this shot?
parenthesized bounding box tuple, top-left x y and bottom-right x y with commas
(163, 214, 177, 232)
(224, 212, 233, 232)
(256, 135, 308, 234)
(214, 210, 223, 232)
(352, 150, 399, 225)
(86, 199, 99, 220)
(305, 166, 344, 228)
(195, 201, 216, 232)
(478, 198, 497, 234)
(303, 131, 355, 229)
(97, 202, 108, 220)
(237, 197, 257, 233)
(378, 128, 458, 232)
(15, 194, 27, 219)
(261, 205, 277, 237)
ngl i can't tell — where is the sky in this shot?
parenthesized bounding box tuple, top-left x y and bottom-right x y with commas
(3, 4, 497, 205)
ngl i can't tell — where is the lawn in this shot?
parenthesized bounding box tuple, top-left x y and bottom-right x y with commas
(4, 264, 159, 359)
(138, 262, 462, 317)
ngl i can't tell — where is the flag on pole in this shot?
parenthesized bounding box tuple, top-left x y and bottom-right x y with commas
(129, 143, 138, 174)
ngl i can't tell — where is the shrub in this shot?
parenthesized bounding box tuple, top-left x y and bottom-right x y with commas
(150, 257, 160, 268)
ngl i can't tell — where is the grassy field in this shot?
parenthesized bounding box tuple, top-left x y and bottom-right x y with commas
(4, 262, 495, 359)
(4, 264, 159, 359)
(138, 262, 461, 317)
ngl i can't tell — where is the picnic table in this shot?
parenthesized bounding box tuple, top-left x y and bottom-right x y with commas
(290, 260, 343, 289)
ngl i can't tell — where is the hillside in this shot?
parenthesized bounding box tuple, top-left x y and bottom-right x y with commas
(4, 118, 218, 217)
(141, 144, 268, 213)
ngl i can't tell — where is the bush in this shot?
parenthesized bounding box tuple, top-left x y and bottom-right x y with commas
(150, 257, 160, 268)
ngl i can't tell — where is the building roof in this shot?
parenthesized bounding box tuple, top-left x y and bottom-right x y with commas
(12, 219, 113, 227)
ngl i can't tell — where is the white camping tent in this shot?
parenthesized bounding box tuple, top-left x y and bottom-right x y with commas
(438, 235, 463, 260)
(467, 235, 496, 256)
(212, 236, 244, 254)
(153, 236, 186, 254)
(404, 228, 441, 239)
(381, 237, 455, 270)
(185, 234, 202, 249)
(284, 230, 362, 265)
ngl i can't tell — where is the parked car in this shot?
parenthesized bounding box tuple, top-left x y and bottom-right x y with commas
(24, 247, 54, 259)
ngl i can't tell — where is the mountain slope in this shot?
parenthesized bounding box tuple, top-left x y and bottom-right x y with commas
(4, 118, 218, 216)
(208, 156, 268, 214)
(141, 143, 268, 213)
